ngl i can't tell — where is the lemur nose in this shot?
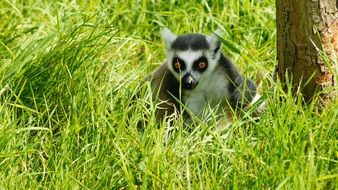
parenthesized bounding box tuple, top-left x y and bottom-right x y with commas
(182, 73, 198, 90)
(187, 75, 194, 84)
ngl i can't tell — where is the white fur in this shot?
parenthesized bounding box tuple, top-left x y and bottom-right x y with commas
(206, 31, 221, 51)
(176, 51, 203, 69)
(162, 28, 177, 49)
(246, 93, 267, 113)
(183, 67, 231, 116)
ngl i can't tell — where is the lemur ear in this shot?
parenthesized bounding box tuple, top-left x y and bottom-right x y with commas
(207, 28, 223, 53)
(161, 28, 177, 50)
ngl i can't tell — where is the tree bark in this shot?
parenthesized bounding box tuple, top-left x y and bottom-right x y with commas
(276, 0, 338, 103)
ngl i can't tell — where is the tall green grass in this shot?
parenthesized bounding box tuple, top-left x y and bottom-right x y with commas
(0, 0, 337, 189)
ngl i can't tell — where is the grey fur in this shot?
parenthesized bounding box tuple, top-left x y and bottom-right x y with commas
(231, 76, 257, 108)
(171, 34, 210, 51)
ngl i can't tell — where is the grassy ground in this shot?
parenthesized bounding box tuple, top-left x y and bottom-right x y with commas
(0, 0, 337, 189)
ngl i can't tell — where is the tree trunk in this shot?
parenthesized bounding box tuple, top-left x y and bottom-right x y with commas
(276, 0, 338, 104)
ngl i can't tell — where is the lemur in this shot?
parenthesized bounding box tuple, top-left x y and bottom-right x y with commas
(147, 28, 263, 121)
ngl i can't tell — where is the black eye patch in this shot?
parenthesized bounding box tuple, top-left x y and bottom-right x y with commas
(172, 57, 186, 72)
(193, 56, 208, 72)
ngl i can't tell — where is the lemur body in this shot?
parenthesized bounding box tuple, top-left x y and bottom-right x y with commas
(148, 28, 259, 120)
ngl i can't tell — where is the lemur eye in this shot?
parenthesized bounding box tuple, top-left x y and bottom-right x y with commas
(172, 57, 185, 72)
(174, 62, 181, 70)
(193, 56, 208, 72)
(198, 62, 206, 69)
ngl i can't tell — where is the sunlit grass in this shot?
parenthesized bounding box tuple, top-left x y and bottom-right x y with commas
(0, 0, 337, 189)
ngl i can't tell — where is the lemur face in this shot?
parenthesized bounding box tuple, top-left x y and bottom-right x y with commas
(162, 28, 222, 90)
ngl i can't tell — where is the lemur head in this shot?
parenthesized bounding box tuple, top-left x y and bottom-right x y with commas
(162, 28, 222, 90)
